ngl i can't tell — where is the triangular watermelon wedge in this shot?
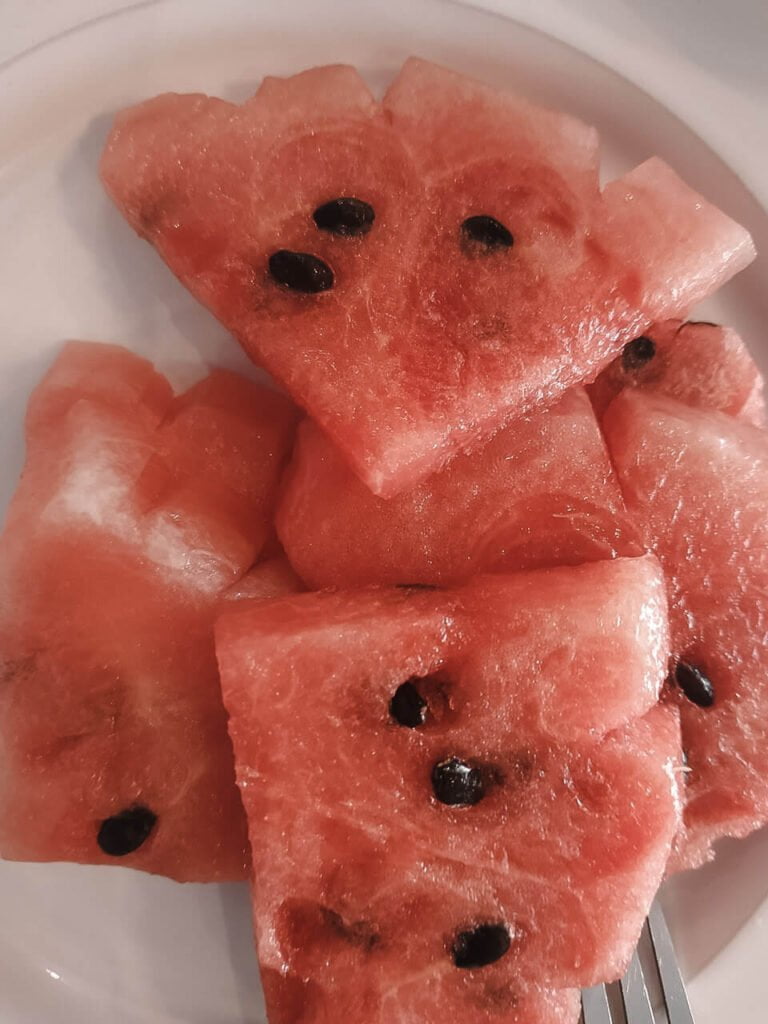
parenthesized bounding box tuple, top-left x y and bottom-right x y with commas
(0, 343, 297, 881)
(216, 558, 680, 1021)
(277, 386, 640, 588)
(603, 390, 768, 870)
(101, 59, 754, 497)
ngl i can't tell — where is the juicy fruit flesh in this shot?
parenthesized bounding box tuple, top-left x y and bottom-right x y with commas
(259, 969, 581, 1024)
(216, 560, 679, 1023)
(277, 387, 641, 589)
(101, 58, 754, 497)
(590, 318, 766, 425)
(0, 478, 251, 883)
(0, 343, 297, 882)
(221, 556, 303, 603)
(603, 390, 768, 870)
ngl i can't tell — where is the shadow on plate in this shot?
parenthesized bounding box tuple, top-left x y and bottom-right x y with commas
(662, 824, 768, 978)
(218, 882, 266, 1024)
(0, 349, 60, 514)
(631, 0, 768, 88)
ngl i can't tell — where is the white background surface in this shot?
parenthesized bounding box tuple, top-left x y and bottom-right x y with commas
(1, 0, 767, 1021)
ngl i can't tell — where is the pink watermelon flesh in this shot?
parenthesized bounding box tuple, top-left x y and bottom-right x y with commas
(216, 558, 679, 1022)
(260, 966, 580, 1024)
(597, 158, 754, 319)
(100, 58, 754, 498)
(0, 343, 297, 882)
(603, 390, 768, 870)
(589, 318, 766, 424)
(222, 556, 303, 603)
(277, 387, 640, 589)
(24, 340, 174, 434)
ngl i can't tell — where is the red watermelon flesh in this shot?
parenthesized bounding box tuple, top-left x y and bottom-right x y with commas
(260, 965, 580, 1024)
(597, 157, 753, 320)
(216, 557, 679, 1021)
(25, 340, 173, 435)
(386, 980, 582, 1024)
(589, 318, 766, 425)
(0, 343, 297, 881)
(277, 387, 640, 589)
(222, 556, 303, 603)
(603, 390, 768, 870)
(101, 58, 754, 498)
(139, 368, 299, 581)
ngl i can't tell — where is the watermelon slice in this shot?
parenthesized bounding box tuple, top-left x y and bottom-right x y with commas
(590, 318, 766, 424)
(222, 556, 303, 603)
(101, 58, 754, 497)
(277, 387, 639, 588)
(603, 390, 768, 870)
(0, 343, 297, 881)
(216, 557, 679, 1022)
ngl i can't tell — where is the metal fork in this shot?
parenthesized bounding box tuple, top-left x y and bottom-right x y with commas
(581, 901, 694, 1024)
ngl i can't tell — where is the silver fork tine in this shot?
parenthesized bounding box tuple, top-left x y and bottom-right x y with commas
(582, 984, 614, 1024)
(648, 900, 695, 1024)
(619, 944, 655, 1024)
(583, 901, 694, 1024)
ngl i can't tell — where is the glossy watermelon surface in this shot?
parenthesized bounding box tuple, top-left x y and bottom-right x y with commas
(101, 58, 754, 497)
(277, 387, 639, 588)
(590, 318, 766, 425)
(261, 970, 580, 1024)
(603, 390, 768, 870)
(222, 556, 304, 603)
(216, 558, 679, 1023)
(0, 343, 297, 881)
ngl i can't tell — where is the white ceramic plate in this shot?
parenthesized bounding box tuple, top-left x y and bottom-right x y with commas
(1, 0, 767, 1020)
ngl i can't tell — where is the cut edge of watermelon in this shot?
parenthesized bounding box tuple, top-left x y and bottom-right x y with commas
(603, 157, 756, 318)
(384, 55, 601, 192)
(251, 63, 378, 117)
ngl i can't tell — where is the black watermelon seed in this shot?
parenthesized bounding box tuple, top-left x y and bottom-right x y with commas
(390, 680, 428, 728)
(452, 923, 511, 969)
(461, 215, 514, 251)
(674, 662, 715, 708)
(621, 335, 656, 371)
(395, 582, 438, 591)
(313, 197, 375, 237)
(97, 806, 157, 857)
(268, 250, 334, 293)
(432, 757, 485, 806)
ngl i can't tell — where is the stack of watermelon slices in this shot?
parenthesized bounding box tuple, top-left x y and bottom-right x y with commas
(1, 56, 767, 1024)
(0, 343, 299, 882)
